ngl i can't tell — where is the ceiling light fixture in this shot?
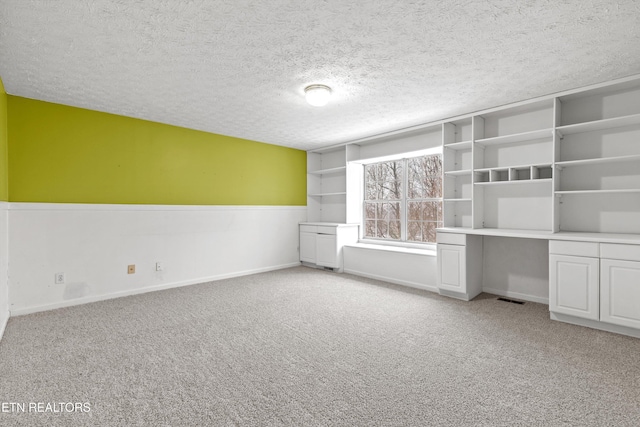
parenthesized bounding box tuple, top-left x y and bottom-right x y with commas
(304, 84, 332, 107)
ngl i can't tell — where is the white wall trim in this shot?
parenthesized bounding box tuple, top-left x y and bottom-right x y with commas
(0, 312, 8, 341)
(11, 262, 301, 317)
(482, 287, 549, 305)
(8, 203, 307, 314)
(344, 268, 439, 294)
(9, 202, 307, 212)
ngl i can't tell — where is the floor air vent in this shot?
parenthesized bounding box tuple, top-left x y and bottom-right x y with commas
(497, 297, 524, 305)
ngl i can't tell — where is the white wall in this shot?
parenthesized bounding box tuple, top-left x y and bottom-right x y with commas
(343, 245, 438, 292)
(481, 236, 549, 304)
(0, 203, 9, 338)
(9, 203, 306, 315)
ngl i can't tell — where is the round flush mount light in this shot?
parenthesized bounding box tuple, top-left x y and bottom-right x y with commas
(304, 84, 332, 107)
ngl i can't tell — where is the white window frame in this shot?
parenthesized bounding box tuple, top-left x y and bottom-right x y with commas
(359, 148, 443, 247)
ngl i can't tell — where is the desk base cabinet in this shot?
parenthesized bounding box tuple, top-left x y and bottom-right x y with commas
(600, 258, 640, 329)
(549, 254, 599, 320)
(436, 232, 483, 301)
(549, 241, 640, 337)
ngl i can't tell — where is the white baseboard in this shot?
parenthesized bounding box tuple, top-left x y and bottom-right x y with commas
(344, 268, 439, 294)
(482, 287, 549, 305)
(11, 262, 300, 317)
(0, 311, 9, 342)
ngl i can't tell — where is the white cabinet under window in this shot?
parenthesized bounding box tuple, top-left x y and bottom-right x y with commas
(299, 230, 317, 263)
(299, 223, 358, 272)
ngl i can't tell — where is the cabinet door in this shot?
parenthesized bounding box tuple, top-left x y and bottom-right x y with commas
(316, 234, 338, 268)
(549, 254, 599, 320)
(437, 244, 466, 292)
(601, 259, 640, 329)
(299, 232, 316, 263)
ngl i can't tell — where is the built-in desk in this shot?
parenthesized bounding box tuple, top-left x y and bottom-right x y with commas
(436, 228, 640, 338)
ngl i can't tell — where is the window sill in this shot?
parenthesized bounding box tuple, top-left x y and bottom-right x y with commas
(344, 242, 437, 257)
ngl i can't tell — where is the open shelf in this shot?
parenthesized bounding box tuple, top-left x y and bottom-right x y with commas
(475, 128, 553, 147)
(444, 198, 472, 202)
(308, 192, 347, 197)
(444, 169, 472, 176)
(555, 189, 640, 195)
(308, 166, 347, 175)
(476, 178, 552, 187)
(556, 154, 640, 168)
(443, 140, 472, 151)
(556, 113, 640, 137)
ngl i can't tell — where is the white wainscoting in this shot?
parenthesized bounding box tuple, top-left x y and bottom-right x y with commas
(0, 202, 8, 339)
(343, 245, 439, 292)
(9, 203, 306, 315)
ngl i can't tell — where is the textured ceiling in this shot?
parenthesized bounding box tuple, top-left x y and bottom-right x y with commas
(1, 1, 640, 151)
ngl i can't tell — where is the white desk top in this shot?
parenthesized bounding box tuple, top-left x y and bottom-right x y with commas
(436, 227, 640, 245)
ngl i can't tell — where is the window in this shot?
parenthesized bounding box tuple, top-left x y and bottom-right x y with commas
(364, 154, 442, 243)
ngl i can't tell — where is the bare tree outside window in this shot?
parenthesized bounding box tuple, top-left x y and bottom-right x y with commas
(364, 154, 442, 243)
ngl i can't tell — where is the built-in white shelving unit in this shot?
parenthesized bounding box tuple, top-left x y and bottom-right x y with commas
(443, 118, 473, 228)
(554, 77, 640, 234)
(307, 74, 640, 237)
(307, 145, 362, 223)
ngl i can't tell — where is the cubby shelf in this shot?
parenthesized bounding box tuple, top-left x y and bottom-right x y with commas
(556, 113, 640, 136)
(475, 178, 552, 186)
(556, 154, 640, 167)
(475, 128, 553, 147)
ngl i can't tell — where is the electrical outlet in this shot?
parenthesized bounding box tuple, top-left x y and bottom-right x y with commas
(128, 264, 135, 274)
(55, 272, 65, 284)
(155, 262, 163, 272)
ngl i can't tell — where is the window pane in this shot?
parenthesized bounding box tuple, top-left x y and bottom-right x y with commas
(424, 222, 438, 243)
(424, 201, 439, 221)
(382, 180, 402, 200)
(387, 202, 401, 221)
(408, 221, 421, 242)
(377, 220, 389, 238)
(365, 220, 376, 238)
(389, 221, 401, 240)
(408, 201, 421, 221)
(424, 176, 442, 198)
(365, 182, 377, 200)
(365, 202, 376, 219)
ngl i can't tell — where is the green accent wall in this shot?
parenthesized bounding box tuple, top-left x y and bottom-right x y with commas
(7, 96, 306, 205)
(0, 79, 8, 201)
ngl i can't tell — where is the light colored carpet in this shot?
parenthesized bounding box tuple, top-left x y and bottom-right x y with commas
(1, 266, 639, 426)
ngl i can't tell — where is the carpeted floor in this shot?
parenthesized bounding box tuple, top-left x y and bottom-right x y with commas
(1, 266, 639, 426)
